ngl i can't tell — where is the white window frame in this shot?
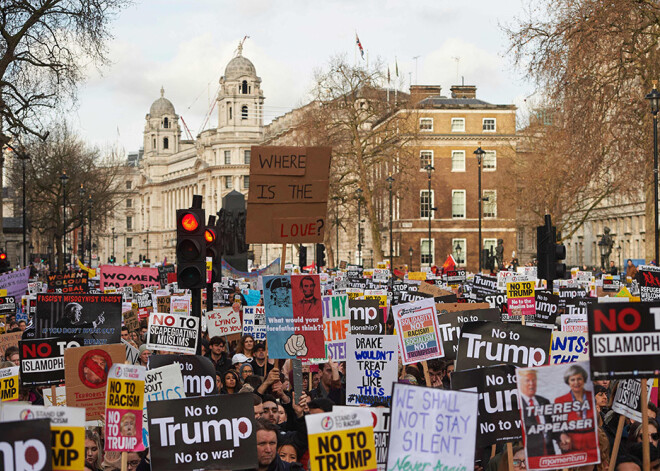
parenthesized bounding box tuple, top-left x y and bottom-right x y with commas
(452, 238, 466, 266)
(224, 150, 231, 165)
(224, 176, 233, 189)
(419, 190, 434, 219)
(451, 118, 465, 132)
(483, 150, 496, 171)
(243, 175, 250, 189)
(419, 118, 433, 132)
(420, 238, 435, 266)
(451, 150, 466, 172)
(244, 150, 251, 165)
(419, 150, 434, 170)
(482, 118, 496, 132)
(483, 189, 497, 218)
(451, 190, 466, 219)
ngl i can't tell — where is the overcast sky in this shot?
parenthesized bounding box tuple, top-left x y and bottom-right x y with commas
(72, 0, 535, 155)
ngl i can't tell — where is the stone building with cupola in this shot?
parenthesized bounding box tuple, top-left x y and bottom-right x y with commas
(98, 42, 280, 267)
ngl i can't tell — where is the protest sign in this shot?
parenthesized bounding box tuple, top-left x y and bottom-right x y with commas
(455, 321, 551, 370)
(123, 309, 140, 332)
(534, 291, 559, 326)
(635, 265, 660, 301)
(148, 393, 256, 470)
(64, 343, 125, 421)
(149, 354, 217, 397)
(242, 306, 266, 341)
(0, 365, 19, 401)
(43, 385, 67, 406)
(0, 418, 52, 471)
(349, 299, 385, 335)
(346, 334, 397, 406)
(246, 145, 332, 244)
(387, 383, 477, 471)
(451, 364, 522, 447)
(35, 293, 122, 345)
(436, 307, 500, 360)
(170, 295, 191, 314)
(142, 364, 185, 446)
(47, 271, 88, 294)
(561, 313, 588, 332)
(105, 364, 145, 452)
(134, 292, 153, 318)
(611, 378, 654, 422)
(156, 295, 171, 314)
(334, 406, 390, 471)
(0, 268, 30, 298)
(565, 297, 595, 316)
(291, 274, 325, 359)
(146, 312, 199, 355)
(0, 296, 16, 315)
(306, 407, 377, 471)
(263, 275, 295, 358)
(99, 265, 160, 289)
(1, 404, 85, 471)
(157, 264, 175, 288)
(507, 280, 536, 316)
(588, 301, 660, 379)
(0, 331, 23, 358)
(19, 337, 82, 386)
(322, 295, 349, 360)
(392, 298, 443, 364)
(550, 331, 589, 364)
(206, 307, 242, 338)
(516, 362, 600, 470)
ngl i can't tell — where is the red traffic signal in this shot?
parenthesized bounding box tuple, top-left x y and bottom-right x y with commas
(205, 228, 216, 244)
(181, 212, 200, 232)
(0, 253, 6, 261)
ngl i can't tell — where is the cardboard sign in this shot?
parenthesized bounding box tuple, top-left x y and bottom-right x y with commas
(550, 331, 589, 364)
(387, 383, 477, 471)
(149, 355, 217, 397)
(156, 295, 171, 314)
(64, 343, 126, 421)
(349, 299, 385, 335)
(0, 366, 19, 402)
(507, 280, 535, 316)
(123, 309, 140, 332)
(147, 394, 257, 470)
(455, 321, 551, 370)
(242, 306, 266, 341)
(306, 407, 377, 471)
(517, 362, 600, 470)
(451, 364, 522, 447)
(1, 405, 85, 471)
(392, 298, 443, 365)
(588, 301, 660, 379)
(611, 378, 654, 422)
(142, 364, 185, 447)
(47, 272, 88, 294)
(0, 419, 52, 471)
(346, 334, 397, 406)
(436, 308, 500, 360)
(146, 313, 199, 355)
(99, 265, 160, 289)
(105, 364, 145, 452)
(206, 307, 242, 338)
(322, 295, 349, 360)
(0, 331, 23, 358)
(19, 337, 82, 386)
(35, 293, 122, 345)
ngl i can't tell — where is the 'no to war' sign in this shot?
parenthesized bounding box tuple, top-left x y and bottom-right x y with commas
(105, 364, 146, 452)
(147, 313, 199, 354)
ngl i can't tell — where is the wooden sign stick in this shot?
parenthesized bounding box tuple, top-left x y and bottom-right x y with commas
(51, 385, 57, 406)
(491, 444, 496, 459)
(281, 244, 286, 275)
(608, 415, 626, 471)
(641, 378, 650, 471)
(421, 361, 432, 387)
(506, 442, 514, 471)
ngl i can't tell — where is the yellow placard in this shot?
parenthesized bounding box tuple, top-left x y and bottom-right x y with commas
(408, 272, 427, 281)
(365, 294, 387, 308)
(0, 368, 19, 402)
(506, 280, 535, 299)
(308, 426, 377, 471)
(0, 289, 7, 296)
(347, 291, 363, 301)
(52, 425, 85, 471)
(106, 378, 144, 410)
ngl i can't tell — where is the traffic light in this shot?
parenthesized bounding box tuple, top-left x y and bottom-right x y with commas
(0, 251, 9, 273)
(205, 215, 222, 283)
(316, 243, 326, 268)
(537, 214, 566, 290)
(299, 246, 307, 268)
(176, 208, 206, 289)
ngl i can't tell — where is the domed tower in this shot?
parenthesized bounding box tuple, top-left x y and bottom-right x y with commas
(217, 42, 265, 136)
(144, 87, 181, 156)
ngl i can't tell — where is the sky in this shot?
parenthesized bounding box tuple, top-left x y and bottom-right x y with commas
(71, 0, 536, 156)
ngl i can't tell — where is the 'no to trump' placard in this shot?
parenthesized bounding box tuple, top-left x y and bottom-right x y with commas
(0, 365, 19, 402)
(507, 280, 536, 316)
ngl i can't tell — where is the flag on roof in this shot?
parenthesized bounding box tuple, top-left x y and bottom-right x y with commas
(356, 33, 365, 59)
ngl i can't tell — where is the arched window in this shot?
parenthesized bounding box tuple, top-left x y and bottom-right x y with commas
(163, 137, 169, 149)
(163, 117, 169, 128)
(241, 80, 248, 94)
(229, 106, 232, 120)
(241, 105, 248, 120)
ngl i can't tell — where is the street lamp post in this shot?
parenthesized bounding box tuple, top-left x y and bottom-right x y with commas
(454, 241, 463, 266)
(87, 195, 92, 264)
(646, 81, 660, 264)
(79, 184, 85, 264)
(425, 163, 435, 268)
(386, 174, 395, 269)
(28, 243, 33, 266)
(145, 229, 150, 262)
(332, 196, 341, 268)
(47, 243, 52, 270)
(60, 172, 69, 269)
(111, 227, 115, 263)
(356, 188, 363, 266)
(474, 147, 486, 272)
(408, 246, 414, 271)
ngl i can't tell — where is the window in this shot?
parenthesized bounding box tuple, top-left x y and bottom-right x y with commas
(483, 238, 497, 254)
(229, 106, 232, 120)
(419, 118, 433, 131)
(241, 105, 248, 120)
(152, 138, 156, 149)
(452, 238, 466, 266)
(419, 151, 433, 169)
(126, 199, 132, 208)
(420, 190, 434, 218)
(452, 190, 466, 219)
(127, 238, 133, 248)
(517, 231, 524, 252)
(420, 239, 434, 266)
(241, 80, 248, 94)
(126, 181, 132, 190)
(126, 216, 133, 231)
(244, 150, 251, 164)
(224, 150, 231, 165)
(483, 190, 497, 218)
(224, 176, 233, 189)
(163, 117, 169, 128)
(483, 118, 496, 132)
(483, 151, 496, 170)
(451, 151, 466, 172)
(163, 137, 169, 149)
(243, 175, 250, 189)
(451, 118, 465, 132)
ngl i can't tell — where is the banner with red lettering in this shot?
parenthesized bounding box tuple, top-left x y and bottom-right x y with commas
(206, 307, 242, 338)
(99, 265, 160, 290)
